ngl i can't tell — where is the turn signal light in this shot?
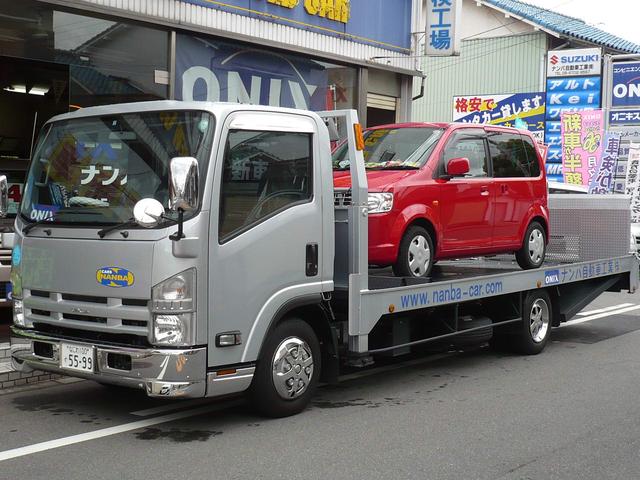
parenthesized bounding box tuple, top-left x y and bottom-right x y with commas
(354, 123, 365, 151)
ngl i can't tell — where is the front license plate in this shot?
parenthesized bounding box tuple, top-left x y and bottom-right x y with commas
(60, 343, 95, 373)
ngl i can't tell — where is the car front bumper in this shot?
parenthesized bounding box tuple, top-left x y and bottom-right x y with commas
(10, 326, 254, 398)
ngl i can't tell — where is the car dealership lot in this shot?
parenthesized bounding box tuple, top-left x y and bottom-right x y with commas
(1, 291, 640, 480)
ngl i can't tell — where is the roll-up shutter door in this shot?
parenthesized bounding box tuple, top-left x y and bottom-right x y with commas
(366, 93, 397, 111)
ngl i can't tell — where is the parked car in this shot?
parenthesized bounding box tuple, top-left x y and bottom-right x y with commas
(333, 123, 549, 277)
(547, 180, 640, 254)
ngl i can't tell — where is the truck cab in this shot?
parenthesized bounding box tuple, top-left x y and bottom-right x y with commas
(9, 101, 337, 414)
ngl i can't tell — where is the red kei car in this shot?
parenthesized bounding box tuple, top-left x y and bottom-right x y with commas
(333, 123, 549, 277)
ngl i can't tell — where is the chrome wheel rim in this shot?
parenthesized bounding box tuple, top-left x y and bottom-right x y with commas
(408, 234, 431, 277)
(528, 228, 545, 265)
(272, 336, 314, 400)
(529, 298, 550, 343)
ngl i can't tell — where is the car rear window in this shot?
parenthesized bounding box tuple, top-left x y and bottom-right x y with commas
(488, 132, 539, 178)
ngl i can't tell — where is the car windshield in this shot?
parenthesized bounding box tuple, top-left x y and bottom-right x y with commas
(20, 110, 214, 226)
(332, 127, 443, 170)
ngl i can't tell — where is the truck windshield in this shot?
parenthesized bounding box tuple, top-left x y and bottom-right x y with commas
(20, 110, 214, 226)
(333, 127, 443, 170)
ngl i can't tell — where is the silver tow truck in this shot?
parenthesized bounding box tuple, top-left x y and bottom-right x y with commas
(5, 101, 638, 417)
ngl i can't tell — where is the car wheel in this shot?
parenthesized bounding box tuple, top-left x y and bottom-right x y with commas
(393, 226, 435, 278)
(512, 290, 553, 355)
(516, 221, 546, 269)
(247, 318, 321, 418)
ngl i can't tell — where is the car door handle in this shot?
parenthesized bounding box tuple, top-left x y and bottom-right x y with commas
(501, 184, 508, 194)
(480, 186, 490, 196)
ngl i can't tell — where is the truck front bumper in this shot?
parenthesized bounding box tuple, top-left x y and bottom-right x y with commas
(10, 327, 254, 399)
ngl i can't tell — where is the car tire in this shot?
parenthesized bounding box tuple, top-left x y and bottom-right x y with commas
(393, 226, 435, 278)
(247, 318, 321, 418)
(512, 290, 553, 355)
(516, 221, 546, 269)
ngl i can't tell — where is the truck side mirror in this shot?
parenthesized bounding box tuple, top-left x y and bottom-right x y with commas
(0, 175, 7, 218)
(446, 157, 470, 177)
(169, 157, 199, 212)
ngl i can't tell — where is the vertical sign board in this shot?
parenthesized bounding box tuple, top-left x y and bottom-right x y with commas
(626, 143, 640, 222)
(452, 92, 545, 139)
(426, 0, 461, 56)
(608, 126, 640, 193)
(588, 132, 620, 194)
(560, 109, 604, 186)
(544, 48, 602, 182)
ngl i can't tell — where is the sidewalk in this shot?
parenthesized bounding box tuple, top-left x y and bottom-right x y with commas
(0, 334, 65, 390)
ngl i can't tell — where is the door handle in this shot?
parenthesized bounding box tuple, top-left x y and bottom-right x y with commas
(501, 184, 508, 194)
(306, 243, 318, 277)
(480, 186, 489, 196)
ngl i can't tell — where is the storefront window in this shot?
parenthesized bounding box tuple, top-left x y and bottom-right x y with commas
(176, 34, 356, 112)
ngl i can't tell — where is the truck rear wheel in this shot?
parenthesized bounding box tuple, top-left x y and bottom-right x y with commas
(247, 318, 321, 417)
(513, 290, 552, 355)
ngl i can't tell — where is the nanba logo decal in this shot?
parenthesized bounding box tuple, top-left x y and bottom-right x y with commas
(96, 267, 135, 288)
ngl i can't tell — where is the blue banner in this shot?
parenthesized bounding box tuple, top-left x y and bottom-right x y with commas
(176, 35, 333, 110)
(544, 75, 602, 180)
(183, 0, 412, 52)
(452, 92, 545, 138)
(612, 61, 640, 108)
(609, 109, 640, 125)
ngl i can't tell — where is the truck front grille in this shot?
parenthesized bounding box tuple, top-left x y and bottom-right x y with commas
(24, 289, 151, 345)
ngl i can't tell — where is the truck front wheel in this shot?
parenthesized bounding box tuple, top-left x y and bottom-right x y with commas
(247, 318, 321, 417)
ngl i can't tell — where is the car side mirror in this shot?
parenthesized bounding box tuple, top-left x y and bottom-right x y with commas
(0, 175, 7, 218)
(446, 157, 470, 177)
(169, 157, 199, 212)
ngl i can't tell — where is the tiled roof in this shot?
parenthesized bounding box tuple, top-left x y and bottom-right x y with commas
(482, 0, 640, 53)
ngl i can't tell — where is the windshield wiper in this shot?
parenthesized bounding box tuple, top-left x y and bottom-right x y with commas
(97, 215, 179, 239)
(22, 210, 95, 235)
(97, 218, 137, 239)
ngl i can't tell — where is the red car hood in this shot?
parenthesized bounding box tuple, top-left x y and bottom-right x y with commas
(333, 169, 416, 191)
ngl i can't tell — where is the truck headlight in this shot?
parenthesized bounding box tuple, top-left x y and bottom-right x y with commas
(13, 299, 25, 327)
(367, 192, 393, 213)
(153, 313, 193, 346)
(152, 269, 196, 346)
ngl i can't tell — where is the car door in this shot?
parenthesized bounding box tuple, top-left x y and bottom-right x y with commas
(208, 111, 325, 368)
(438, 128, 495, 254)
(486, 129, 537, 248)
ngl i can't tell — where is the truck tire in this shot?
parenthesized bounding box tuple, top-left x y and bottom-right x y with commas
(247, 318, 321, 418)
(393, 226, 435, 278)
(516, 221, 546, 269)
(513, 290, 552, 355)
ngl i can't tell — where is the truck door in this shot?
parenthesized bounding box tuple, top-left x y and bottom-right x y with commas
(208, 111, 326, 367)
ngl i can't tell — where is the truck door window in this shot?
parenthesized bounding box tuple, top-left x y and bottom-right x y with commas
(488, 133, 530, 178)
(442, 133, 488, 177)
(219, 130, 313, 242)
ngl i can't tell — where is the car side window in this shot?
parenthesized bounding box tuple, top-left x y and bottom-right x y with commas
(488, 133, 530, 178)
(442, 133, 488, 178)
(219, 129, 313, 242)
(520, 135, 542, 177)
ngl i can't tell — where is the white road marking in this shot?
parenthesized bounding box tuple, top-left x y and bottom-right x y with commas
(130, 398, 214, 417)
(577, 303, 634, 316)
(563, 304, 640, 327)
(0, 400, 241, 463)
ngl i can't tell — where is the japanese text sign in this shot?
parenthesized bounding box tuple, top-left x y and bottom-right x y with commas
(426, 0, 460, 56)
(561, 109, 604, 186)
(547, 47, 602, 78)
(452, 92, 545, 136)
(626, 143, 640, 222)
(588, 132, 620, 194)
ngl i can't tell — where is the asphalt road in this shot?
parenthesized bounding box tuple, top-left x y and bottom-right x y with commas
(2, 291, 640, 480)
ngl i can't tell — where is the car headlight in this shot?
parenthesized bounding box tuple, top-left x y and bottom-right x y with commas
(151, 268, 196, 346)
(13, 299, 25, 327)
(367, 192, 393, 213)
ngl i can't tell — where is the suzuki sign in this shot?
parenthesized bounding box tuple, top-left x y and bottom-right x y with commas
(612, 61, 640, 108)
(547, 47, 602, 78)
